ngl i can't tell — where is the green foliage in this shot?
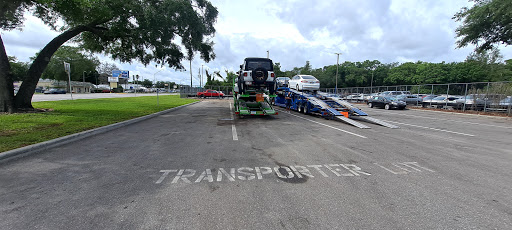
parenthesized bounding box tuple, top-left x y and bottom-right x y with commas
(155, 81, 175, 89)
(8, 56, 29, 82)
(0, 0, 32, 30)
(74, 0, 218, 68)
(277, 57, 512, 89)
(0, 95, 197, 152)
(273, 63, 286, 78)
(141, 79, 153, 88)
(453, 0, 512, 52)
(37, 46, 99, 82)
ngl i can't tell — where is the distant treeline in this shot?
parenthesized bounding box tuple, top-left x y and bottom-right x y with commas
(273, 50, 512, 88)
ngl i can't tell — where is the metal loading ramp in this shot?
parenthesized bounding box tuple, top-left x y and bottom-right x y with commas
(334, 116, 371, 129)
(274, 87, 400, 129)
(327, 96, 400, 129)
(352, 116, 400, 129)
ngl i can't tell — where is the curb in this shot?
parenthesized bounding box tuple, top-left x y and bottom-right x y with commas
(0, 101, 200, 162)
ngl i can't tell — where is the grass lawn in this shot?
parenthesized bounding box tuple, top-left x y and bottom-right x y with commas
(0, 95, 197, 153)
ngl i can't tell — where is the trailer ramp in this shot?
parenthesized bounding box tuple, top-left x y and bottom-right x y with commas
(353, 116, 400, 129)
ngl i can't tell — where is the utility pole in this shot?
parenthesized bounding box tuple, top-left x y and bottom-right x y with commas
(201, 64, 204, 88)
(370, 66, 376, 94)
(82, 71, 86, 93)
(190, 59, 193, 87)
(334, 53, 342, 95)
(267, 50, 269, 58)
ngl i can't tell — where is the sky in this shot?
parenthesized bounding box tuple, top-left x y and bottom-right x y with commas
(2, 0, 511, 86)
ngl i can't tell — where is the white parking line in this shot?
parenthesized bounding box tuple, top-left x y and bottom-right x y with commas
(277, 109, 367, 139)
(382, 120, 475, 137)
(377, 111, 512, 129)
(229, 103, 238, 141)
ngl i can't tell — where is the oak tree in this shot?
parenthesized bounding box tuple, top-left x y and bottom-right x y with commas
(0, 0, 218, 112)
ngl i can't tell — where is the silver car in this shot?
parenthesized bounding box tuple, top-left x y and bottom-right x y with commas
(276, 77, 290, 87)
(422, 95, 461, 108)
(289, 75, 320, 91)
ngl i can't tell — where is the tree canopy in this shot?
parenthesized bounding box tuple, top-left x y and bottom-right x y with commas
(38, 46, 100, 82)
(277, 54, 511, 89)
(0, 0, 218, 112)
(453, 0, 512, 52)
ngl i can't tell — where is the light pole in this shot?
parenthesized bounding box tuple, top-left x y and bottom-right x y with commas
(334, 53, 342, 95)
(135, 74, 140, 97)
(153, 68, 164, 88)
(267, 50, 269, 58)
(201, 64, 204, 88)
(370, 66, 376, 94)
(82, 71, 86, 93)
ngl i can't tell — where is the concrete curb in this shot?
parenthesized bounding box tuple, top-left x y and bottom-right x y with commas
(0, 101, 200, 162)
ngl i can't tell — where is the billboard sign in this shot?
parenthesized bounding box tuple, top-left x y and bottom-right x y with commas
(120, 70, 129, 79)
(112, 70, 121, 78)
(113, 70, 129, 79)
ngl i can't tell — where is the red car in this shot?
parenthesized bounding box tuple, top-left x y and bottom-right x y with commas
(197, 89, 224, 98)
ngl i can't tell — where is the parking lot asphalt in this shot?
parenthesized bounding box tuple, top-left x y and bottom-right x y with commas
(1, 100, 511, 229)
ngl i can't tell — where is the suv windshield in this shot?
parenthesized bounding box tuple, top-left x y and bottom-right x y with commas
(246, 61, 273, 71)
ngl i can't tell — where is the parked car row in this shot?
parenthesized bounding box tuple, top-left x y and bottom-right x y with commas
(43, 88, 67, 94)
(345, 90, 511, 112)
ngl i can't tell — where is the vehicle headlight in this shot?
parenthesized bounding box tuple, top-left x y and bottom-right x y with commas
(392, 102, 398, 105)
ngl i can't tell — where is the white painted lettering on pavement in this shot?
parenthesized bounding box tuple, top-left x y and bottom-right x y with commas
(155, 162, 434, 184)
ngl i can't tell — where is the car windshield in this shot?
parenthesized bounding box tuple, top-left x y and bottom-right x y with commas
(301, 75, 317, 80)
(432, 96, 446, 100)
(277, 77, 288, 80)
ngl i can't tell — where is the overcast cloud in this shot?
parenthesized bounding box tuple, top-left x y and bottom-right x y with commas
(2, 0, 511, 85)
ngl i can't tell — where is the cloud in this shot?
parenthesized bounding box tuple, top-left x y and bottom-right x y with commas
(3, 0, 512, 86)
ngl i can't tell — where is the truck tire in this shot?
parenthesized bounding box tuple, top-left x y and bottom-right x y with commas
(269, 82, 276, 95)
(252, 67, 268, 84)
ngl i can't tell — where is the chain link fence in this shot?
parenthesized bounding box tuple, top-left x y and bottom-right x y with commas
(321, 81, 512, 116)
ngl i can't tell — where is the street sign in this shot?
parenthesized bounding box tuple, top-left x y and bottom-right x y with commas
(108, 77, 119, 82)
(64, 62, 70, 73)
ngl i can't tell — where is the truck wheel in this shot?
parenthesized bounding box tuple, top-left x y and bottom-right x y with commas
(269, 83, 276, 95)
(304, 105, 310, 114)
